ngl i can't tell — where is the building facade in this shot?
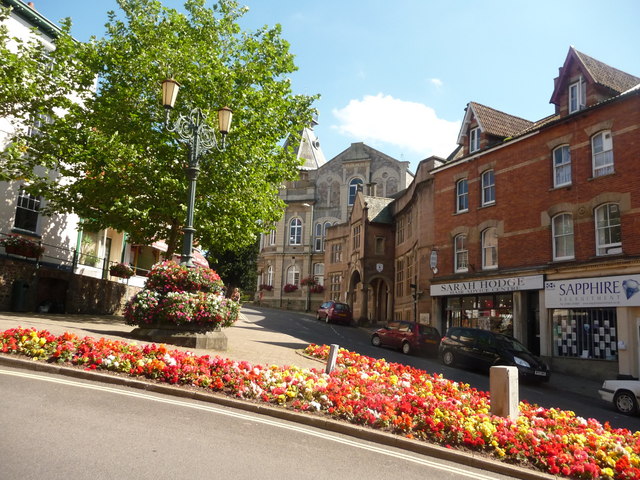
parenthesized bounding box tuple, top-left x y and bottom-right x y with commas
(429, 47, 640, 380)
(256, 134, 412, 312)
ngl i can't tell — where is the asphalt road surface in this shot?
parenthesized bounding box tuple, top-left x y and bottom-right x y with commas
(1, 366, 518, 480)
(243, 306, 640, 432)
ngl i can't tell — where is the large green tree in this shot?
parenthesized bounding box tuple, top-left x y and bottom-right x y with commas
(1, 0, 316, 256)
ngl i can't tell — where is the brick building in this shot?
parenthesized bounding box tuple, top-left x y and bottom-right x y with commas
(428, 47, 640, 380)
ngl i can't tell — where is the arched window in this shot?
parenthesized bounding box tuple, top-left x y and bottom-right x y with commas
(286, 265, 300, 286)
(266, 265, 273, 286)
(552, 213, 574, 260)
(595, 203, 621, 255)
(553, 145, 571, 187)
(456, 179, 468, 213)
(348, 178, 363, 206)
(592, 131, 614, 177)
(289, 218, 302, 245)
(454, 234, 468, 272)
(482, 227, 498, 269)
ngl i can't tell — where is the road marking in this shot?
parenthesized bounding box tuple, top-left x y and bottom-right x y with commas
(1, 368, 501, 479)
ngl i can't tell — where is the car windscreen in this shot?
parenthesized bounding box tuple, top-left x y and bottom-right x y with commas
(495, 334, 529, 353)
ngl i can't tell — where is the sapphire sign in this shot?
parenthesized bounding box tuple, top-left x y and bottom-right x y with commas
(545, 274, 640, 308)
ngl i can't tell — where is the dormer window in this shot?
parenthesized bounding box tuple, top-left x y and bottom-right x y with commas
(568, 78, 586, 114)
(469, 127, 480, 153)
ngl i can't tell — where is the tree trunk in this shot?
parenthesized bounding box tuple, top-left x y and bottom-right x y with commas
(164, 218, 181, 260)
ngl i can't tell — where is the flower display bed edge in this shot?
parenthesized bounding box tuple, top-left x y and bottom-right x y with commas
(1, 328, 638, 479)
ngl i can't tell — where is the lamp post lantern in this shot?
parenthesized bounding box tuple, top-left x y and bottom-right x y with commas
(161, 78, 232, 267)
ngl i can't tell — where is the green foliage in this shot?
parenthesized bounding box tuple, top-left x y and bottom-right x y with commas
(0, 0, 317, 254)
(207, 239, 258, 293)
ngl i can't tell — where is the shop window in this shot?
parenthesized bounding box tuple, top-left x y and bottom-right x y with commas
(444, 293, 513, 337)
(552, 308, 617, 360)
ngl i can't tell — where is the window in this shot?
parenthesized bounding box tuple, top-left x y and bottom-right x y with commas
(482, 227, 498, 269)
(454, 234, 468, 272)
(79, 230, 102, 267)
(28, 113, 52, 137)
(314, 223, 323, 251)
(286, 265, 300, 286)
(553, 308, 617, 360)
(456, 179, 468, 213)
(553, 145, 572, 187)
(470, 127, 480, 153)
(552, 213, 575, 260)
(407, 209, 413, 238)
(323, 222, 331, 251)
(396, 216, 405, 245)
(568, 79, 586, 114)
(406, 252, 415, 296)
(592, 131, 614, 177)
(375, 237, 384, 255)
(14, 189, 41, 233)
(331, 244, 342, 263)
(266, 266, 273, 286)
(289, 218, 302, 245)
(396, 258, 405, 297)
(329, 273, 342, 301)
(313, 263, 324, 286)
(269, 229, 276, 246)
(352, 224, 361, 249)
(481, 170, 495, 206)
(348, 178, 363, 206)
(595, 203, 621, 255)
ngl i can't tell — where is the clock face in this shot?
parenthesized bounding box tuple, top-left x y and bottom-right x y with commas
(376, 263, 383, 272)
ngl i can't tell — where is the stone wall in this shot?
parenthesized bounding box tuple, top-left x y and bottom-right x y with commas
(0, 256, 141, 315)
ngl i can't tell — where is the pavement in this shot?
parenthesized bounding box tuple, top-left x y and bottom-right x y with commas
(0, 305, 604, 480)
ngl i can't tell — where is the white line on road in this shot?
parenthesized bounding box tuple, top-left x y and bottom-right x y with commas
(1, 368, 501, 480)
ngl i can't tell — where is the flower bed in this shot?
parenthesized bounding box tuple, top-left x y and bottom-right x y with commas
(1, 329, 638, 479)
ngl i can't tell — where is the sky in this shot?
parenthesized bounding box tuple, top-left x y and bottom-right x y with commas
(29, 0, 640, 172)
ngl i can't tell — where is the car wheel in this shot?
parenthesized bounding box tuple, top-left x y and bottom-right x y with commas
(401, 342, 411, 355)
(371, 335, 381, 347)
(614, 390, 638, 415)
(441, 350, 456, 366)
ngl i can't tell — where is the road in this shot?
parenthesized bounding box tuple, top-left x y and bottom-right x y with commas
(242, 306, 640, 432)
(0, 366, 517, 480)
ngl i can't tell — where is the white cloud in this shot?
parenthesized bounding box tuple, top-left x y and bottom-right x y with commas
(331, 93, 460, 158)
(430, 78, 443, 88)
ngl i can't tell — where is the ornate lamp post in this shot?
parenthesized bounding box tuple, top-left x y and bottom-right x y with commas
(161, 78, 232, 267)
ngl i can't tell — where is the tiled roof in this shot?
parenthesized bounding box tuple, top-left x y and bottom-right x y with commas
(362, 196, 394, 224)
(574, 48, 640, 94)
(469, 102, 534, 138)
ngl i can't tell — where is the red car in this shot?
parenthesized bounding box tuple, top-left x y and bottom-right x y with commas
(316, 301, 352, 325)
(371, 321, 441, 356)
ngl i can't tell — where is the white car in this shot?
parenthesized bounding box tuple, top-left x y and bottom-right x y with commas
(599, 380, 640, 415)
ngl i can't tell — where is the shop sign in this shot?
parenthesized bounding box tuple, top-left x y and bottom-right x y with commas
(545, 274, 640, 308)
(430, 275, 543, 297)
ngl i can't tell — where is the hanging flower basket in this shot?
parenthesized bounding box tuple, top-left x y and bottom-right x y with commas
(109, 263, 135, 279)
(300, 276, 317, 286)
(0, 234, 44, 259)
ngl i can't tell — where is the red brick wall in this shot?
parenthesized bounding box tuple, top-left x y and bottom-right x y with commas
(433, 94, 640, 276)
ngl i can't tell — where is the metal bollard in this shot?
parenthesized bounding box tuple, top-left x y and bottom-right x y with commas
(490, 366, 519, 420)
(325, 344, 339, 374)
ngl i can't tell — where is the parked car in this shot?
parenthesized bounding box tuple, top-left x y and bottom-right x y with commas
(599, 379, 640, 415)
(316, 301, 352, 325)
(371, 321, 441, 356)
(438, 327, 550, 382)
